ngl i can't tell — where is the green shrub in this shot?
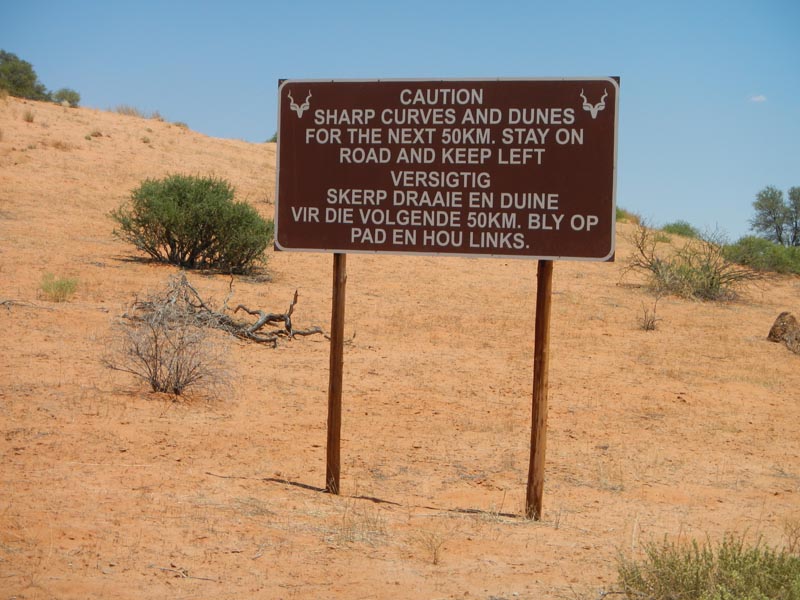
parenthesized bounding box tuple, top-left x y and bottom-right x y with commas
(53, 87, 80, 107)
(111, 174, 273, 273)
(662, 220, 700, 239)
(724, 236, 800, 275)
(40, 273, 78, 302)
(617, 535, 800, 600)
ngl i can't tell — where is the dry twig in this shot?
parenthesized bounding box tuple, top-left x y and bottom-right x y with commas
(125, 274, 323, 347)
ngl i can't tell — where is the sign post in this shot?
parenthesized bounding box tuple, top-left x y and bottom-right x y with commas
(276, 78, 618, 516)
(326, 253, 347, 494)
(526, 259, 553, 519)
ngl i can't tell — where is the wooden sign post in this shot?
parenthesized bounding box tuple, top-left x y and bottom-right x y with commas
(276, 78, 618, 516)
(325, 253, 347, 494)
(526, 259, 553, 520)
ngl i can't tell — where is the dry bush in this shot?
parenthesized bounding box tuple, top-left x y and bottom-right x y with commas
(785, 516, 800, 555)
(625, 222, 760, 301)
(411, 529, 447, 565)
(638, 293, 662, 331)
(105, 282, 231, 398)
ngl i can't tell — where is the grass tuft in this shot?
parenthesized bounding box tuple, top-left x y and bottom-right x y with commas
(616, 534, 800, 600)
(115, 105, 144, 118)
(39, 273, 78, 302)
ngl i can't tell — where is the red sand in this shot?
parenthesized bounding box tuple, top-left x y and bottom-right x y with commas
(1, 96, 798, 598)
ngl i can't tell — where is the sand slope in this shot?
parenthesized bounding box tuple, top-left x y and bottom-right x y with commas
(1, 96, 798, 599)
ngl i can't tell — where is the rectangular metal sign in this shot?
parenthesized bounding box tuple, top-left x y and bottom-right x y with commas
(276, 78, 618, 260)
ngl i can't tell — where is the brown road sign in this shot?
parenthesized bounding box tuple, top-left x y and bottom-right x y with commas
(276, 78, 618, 260)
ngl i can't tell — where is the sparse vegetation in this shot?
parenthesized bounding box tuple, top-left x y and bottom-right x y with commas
(114, 105, 148, 118)
(626, 222, 759, 301)
(111, 174, 273, 273)
(662, 220, 700, 239)
(638, 296, 662, 331)
(412, 529, 447, 565)
(724, 235, 800, 275)
(786, 517, 800, 555)
(267, 131, 278, 143)
(52, 87, 80, 108)
(49, 139, 71, 151)
(39, 272, 78, 302)
(616, 207, 641, 224)
(22, 109, 34, 123)
(105, 281, 230, 397)
(614, 534, 800, 600)
(173, 121, 188, 129)
(333, 499, 387, 545)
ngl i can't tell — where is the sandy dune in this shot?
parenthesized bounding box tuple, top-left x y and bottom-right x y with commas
(1, 96, 798, 598)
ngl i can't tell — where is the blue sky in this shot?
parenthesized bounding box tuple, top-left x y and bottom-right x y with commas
(2, 0, 798, 239)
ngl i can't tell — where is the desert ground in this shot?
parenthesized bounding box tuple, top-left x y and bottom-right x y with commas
(1, 96, 798, 599)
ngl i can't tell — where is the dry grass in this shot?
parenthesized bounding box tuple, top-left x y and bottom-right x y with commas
(330, 498, 387, 546)
(114, 104, 147, 118)
(39, 272, 78, 302)
(49, 139, 72, 151)
(410, 529, 448, 565)
(638, 296, 662, 331)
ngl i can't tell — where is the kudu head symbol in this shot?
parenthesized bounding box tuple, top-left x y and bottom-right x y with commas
(288, 90, 312, 118)
(580, 89, 608, 119)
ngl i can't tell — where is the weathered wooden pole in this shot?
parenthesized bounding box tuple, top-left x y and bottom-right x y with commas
(526, 259, 554, 520)
(326, 252, 347, 494)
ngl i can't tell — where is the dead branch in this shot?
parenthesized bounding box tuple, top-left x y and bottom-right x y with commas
(124, 274, 324, 347)
(1, 299, 53, 311)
